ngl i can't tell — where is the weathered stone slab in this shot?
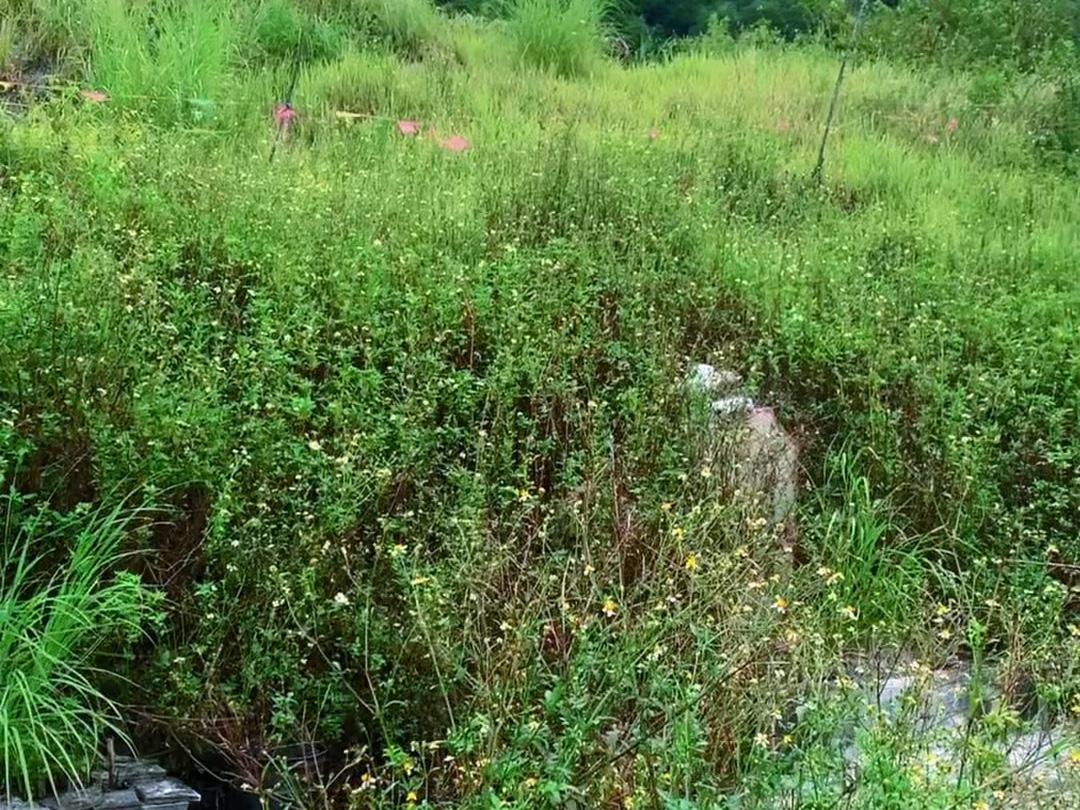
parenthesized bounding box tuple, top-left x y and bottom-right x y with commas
(1, 798, 48, 810)
(684, 362, 800, 532)
(133, 779, 200, 806)
(90, 790, 140, 810)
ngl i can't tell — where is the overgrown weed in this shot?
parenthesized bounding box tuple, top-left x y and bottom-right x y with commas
(1, 1, 1079, 805)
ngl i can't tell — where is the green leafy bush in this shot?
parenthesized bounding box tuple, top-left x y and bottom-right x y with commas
(859, 0, 1080, 73)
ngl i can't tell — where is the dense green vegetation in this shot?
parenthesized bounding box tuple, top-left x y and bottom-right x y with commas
(2, 0, 1079, 808)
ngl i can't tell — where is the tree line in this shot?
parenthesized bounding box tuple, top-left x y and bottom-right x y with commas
(436, 0, 1079, 71)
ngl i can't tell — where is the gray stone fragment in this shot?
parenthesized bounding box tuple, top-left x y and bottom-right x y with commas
(38, 786, 102, 810)
(134, 779, 201, 806)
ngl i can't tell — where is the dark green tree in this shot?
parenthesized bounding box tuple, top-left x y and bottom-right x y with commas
(635, 0, 724, 36)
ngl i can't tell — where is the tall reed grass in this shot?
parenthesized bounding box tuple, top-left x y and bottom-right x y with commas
(506, 0, 613, 77)
(1, 492, 161, 801)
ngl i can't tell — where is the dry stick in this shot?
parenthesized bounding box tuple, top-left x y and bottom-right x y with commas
(811, 0, 872, 184)
(106, 736, 116, 790)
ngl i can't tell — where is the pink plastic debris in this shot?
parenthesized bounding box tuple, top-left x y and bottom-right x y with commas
(439, 134, 470, 152)
(274, 103, 297, 128)
(397, 119, 420, 135)
(648, 128, 660, 140)
(946, 116, 959, 133)
(80, 89, 109, 103)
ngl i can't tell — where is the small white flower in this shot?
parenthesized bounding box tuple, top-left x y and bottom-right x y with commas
(333, 592, 350, 606)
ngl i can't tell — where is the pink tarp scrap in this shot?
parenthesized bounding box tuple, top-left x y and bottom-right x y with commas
(439, 134, 470, 152)
(274, 103, 297, 128)
(80, 89, 109, 103)
(397, 119, 421, 135)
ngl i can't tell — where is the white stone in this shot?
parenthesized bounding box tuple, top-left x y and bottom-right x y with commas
(688, 363, 743, 393)
(711, 395, 755, 416)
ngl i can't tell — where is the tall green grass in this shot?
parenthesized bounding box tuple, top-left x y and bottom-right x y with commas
(81, 0, 234, 123)
(1, 492, 161, 801)
(506, 0, 612, 77)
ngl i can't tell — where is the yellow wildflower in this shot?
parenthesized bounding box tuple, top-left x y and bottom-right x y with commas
(685, 553, 699, 571)
(406, 790, 418, 804)
(773, 596, 789, 614)
(603, 598, 618, 617)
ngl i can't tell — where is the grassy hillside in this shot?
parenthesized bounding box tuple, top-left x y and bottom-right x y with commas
(1, 1, 1079, 807)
